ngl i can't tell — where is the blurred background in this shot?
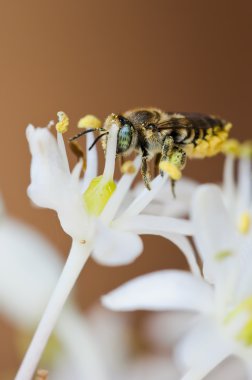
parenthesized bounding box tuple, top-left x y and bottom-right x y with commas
(0, 0, 251, 377)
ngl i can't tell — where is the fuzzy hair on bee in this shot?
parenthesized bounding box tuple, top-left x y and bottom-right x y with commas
(69, 108, 232, 194)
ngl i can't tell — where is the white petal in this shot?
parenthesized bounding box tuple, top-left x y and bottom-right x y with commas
(92, 222, 143, 266)
(192, 184, 238, 276)
(27, 125, 70, 210)
(119, 355, 179, 380)
(116, 215, 199, 276)
(102, 270, 213, 312)
(134, 177, 198, 218)
(206, 357, 247, 380)
(237, 158, 252, 213)
(144, 311, 198, 349)
(222, 155, 236, 212)
(27, 125, 90, 240)
(0, 217, 62, 328)
(176, 316, 231, 379)
(100, 156, 141, 224)
(231, 238, 252, 303)
(116, 214, 194, 236)
(120, 174, 168, 219)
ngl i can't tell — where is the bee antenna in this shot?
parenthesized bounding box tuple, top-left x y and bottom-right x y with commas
(69, 128, 96, 142)
(88, 132, 109, 151)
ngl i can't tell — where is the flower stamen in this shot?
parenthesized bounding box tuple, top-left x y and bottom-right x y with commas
(78, 114, 102, 130)
(238, 212, 251, 234)
(56, 111, 69, 134)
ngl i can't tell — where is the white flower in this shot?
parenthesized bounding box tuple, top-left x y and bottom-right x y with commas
(26, 123, 193, 266)
(102, 184, 252, 380)
(17, 118, 195, 380)
(0, 204, 108, 380)
(222, 150, 252, 236)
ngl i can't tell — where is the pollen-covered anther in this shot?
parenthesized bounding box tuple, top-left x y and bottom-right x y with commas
(222, 139, 241, 156)
(225, 297, 252, 346)
(120, 160, 136, 174)
(238, 212, 251, 234)
(78, 115, 102, 130)
(56, 111, 69, 134)
(240, 141, 252, 158)
(159, 161, 182, 180)
(83, 175, 116, 216)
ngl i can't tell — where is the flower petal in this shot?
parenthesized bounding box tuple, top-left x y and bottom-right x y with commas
(115, 215, 200, 276)
(27, 125, 90, 240)
(222, 155, 236, 214)
(120, 174, 168, 219)
(92, 222, 143, 266)
(237, 158, 252, 213)
(116, 214, 194, 236)
(176, 316, 232, 379)
(192, 184, 239, 283)
(102, 270, 213, 312)
(27, 125, 69, 210)
(133, 177, 198, 218)
(100, 156, 141, 224)
(0, 217, 62, 328)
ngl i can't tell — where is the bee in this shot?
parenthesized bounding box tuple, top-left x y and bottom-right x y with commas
(69, 108, 232, 193)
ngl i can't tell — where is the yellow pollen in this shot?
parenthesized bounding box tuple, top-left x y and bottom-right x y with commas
(56, 111, 69, 134)
(225, 297, 252, 346)
(238, 212, 251, 234)
(214, 250, 233, 261)
(83, 175, 116, 216)
(240, 141, 252, 158)
(121, 160, 136, 174)
(159, 161, 182, 180)
(222, 139, 241, 156)
(78, 115, 102, 130)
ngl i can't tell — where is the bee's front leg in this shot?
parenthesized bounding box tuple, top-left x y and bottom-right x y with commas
(141, 153, 151, 190)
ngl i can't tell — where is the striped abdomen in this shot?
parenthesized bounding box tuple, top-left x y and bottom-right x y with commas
(162, 112, 232, 158)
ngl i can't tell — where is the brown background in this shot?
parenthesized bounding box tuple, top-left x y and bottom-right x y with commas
(0, 0, 251, 375)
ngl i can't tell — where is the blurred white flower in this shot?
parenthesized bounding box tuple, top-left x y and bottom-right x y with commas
(222, 151, 252, 236)
(0, 203, 108, 380)
(103, 184, 252, 379)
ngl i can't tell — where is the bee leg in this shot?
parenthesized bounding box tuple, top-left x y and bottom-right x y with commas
(141, 154, 151, 190)
(160, 136, 174, 176)
(154, 153, 161, 177)
(169, 148, 187, 197)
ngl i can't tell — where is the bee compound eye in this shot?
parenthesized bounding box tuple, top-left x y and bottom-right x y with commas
(117, 125, 133, 153)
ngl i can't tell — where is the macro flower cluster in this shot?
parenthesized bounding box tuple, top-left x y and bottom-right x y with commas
(1, 112, 251, 380)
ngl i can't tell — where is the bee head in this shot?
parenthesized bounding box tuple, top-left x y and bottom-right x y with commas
(116, 115, 135, 154)
(103, 114, 135, 154)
